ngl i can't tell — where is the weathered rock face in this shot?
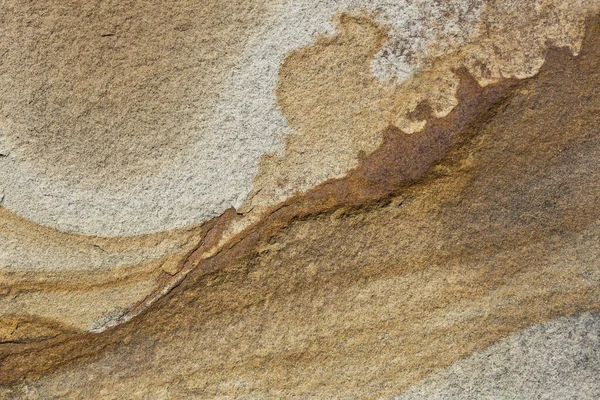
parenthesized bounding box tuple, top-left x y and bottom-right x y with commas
(1, 1, 600, 398)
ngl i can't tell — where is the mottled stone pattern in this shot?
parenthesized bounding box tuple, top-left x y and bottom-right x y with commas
(1, 0, 600, 398)
(393, 313, 600, 399)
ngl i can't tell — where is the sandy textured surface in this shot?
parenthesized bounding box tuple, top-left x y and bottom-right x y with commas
(393, 312, 600, 400)
(1, 1, 600, 398)
(0, 0, 276, 236)
(0, 0, 595, 236)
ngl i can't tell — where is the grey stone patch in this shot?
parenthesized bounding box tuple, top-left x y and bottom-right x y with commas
(392, 312, 600, 400)
(0, 130, 8, 157)
(88, 307, 129, 333)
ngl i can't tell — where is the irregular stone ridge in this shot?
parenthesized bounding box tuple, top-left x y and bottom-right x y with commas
(0, 1, 600, 398)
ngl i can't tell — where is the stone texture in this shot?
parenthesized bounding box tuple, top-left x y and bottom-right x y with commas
(1, 1, 600, 398)
(393, 312, 600, 400)
(0, 0, 275, 236)
(0, 0, 594, 237)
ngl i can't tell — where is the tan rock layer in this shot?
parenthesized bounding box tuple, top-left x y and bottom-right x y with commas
(0, 206, 216, 333)
(0, 316, 79, 345)
(1, 14, 599, 400)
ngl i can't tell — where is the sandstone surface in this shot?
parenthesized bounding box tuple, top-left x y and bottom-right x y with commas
(1, 1, 600, 398)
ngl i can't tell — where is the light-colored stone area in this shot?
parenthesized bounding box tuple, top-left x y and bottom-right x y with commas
(0, 0, 596, 237)
(0, 0, 278, 237)
(392, 312, 600, 400)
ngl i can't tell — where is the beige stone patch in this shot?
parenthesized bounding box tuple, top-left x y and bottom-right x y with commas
(0, 206, 209, 336)
(0, 0, 270, 183)
(239, 15, 393, 215)
(460, 0, 597, 85)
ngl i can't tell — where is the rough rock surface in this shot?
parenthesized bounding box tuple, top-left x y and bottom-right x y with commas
(1, 0, 600, 398)
(393, 312, 600, 399)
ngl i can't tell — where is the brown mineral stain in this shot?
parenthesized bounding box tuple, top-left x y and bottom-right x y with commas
(1, 11, 599, 400)
(242, 13, 462, 215)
